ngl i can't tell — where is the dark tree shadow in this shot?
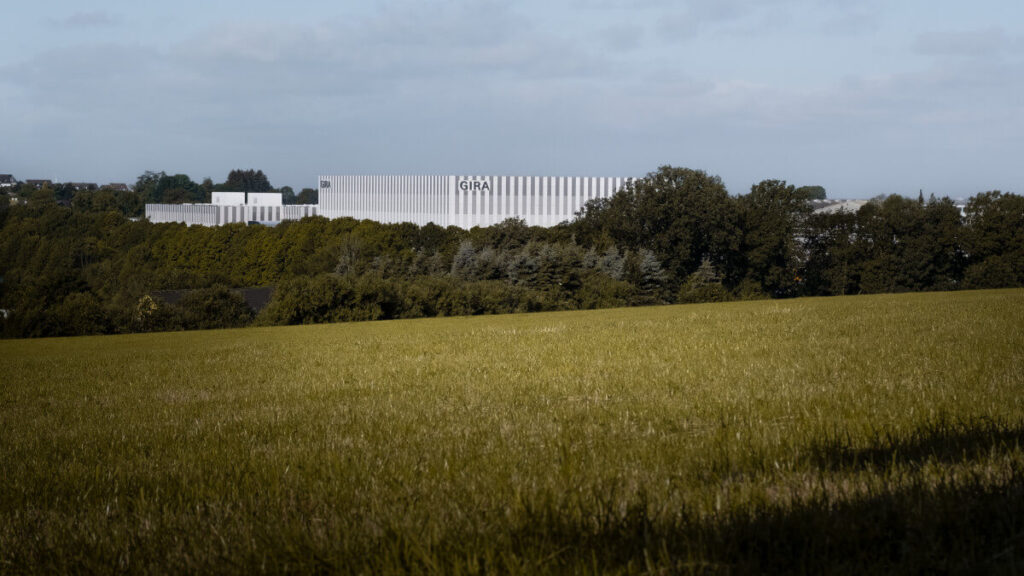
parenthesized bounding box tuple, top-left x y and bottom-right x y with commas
(486, 468, 1024, 575)
(808, 416, 1024, 471)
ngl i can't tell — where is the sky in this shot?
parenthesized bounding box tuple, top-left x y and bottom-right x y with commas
(1, 1, 1021, 199)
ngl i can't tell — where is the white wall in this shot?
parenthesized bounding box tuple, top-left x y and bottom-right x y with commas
(246, 192, 283, 206)
(212, 192, 246, 205)
(145, 203, 317, 226)
(316, 175, 633, 228)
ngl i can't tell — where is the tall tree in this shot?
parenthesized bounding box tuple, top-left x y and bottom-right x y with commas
(134, 171, 165, 203)
(572, 166, 741, 285)
(133, 172, 201, 203)
(738, 180, 813, 297)
(223, 169, 272, 192)
(964, 191, 1024, 287)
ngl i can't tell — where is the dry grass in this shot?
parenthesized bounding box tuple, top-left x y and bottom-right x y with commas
(1, 289, 1022, 574)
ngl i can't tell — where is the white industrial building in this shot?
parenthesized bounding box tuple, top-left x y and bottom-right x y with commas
(317, 175, 636, 228)
(146, 192, 317, 226)
(146, 175, 636, 228)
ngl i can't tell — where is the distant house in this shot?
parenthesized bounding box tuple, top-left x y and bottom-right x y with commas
(70, 182, 98, 191)
(0, 174, 16, 188)
(103, 183, 132, 193)
(25, 179, 53, 189)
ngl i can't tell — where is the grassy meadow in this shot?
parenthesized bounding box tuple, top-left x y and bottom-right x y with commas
(1, 289, 1023, 574)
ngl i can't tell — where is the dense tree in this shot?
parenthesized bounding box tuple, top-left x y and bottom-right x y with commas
(176, 285, 254, 330)
(133, 171, 203, 203)
(678, 258, 730, 304)
(738, 180, 812, 297)
(572, 166, 741, 286)
(222, 169, 272, 192)
(53, 183, 77, 206)
(853, 195, 965, 293)
(1, 166, 1022, 338)
(134, 171, 163, 202)
(296, 188, 318, 204)
(802, 210, 861, 296)
(801, 195, 966, 295)
(71, 189, 125, 215)
(795, 185, 827, 200)
(964, 191, 1024, 287)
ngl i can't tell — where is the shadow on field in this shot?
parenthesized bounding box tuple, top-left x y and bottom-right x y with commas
(483, 417, 1024, 574)
(808, 416, 1024, 471)
(499, 473, 1024, 574)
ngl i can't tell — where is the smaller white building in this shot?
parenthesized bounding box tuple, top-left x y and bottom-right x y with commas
(245, 192, 283, 206)
(212, 192, 246, 205)
(147, 192, 317, 226)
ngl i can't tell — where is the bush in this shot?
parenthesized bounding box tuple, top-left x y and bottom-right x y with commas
(177, 285, 253, 330)
(964, 256, 1018, 289)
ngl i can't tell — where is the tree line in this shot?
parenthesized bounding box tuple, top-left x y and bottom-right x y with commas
(1, 166, 1021, 338)
(3, 169, 317, 212)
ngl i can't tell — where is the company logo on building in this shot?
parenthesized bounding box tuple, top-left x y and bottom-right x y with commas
(457, 179, 490, 192)
(320, 180, 331, 189)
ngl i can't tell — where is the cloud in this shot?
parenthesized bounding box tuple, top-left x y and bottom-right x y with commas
(599, 24, 645, 51)
(177, 2, 609, 85)
(52, 11, 120, 28)
(819, 11, 879, 36)
(0, 1, 620, 181)
(914, 28, 1022, 58)
(2, 0, 1021, 195)
(649, 0, 884, 42)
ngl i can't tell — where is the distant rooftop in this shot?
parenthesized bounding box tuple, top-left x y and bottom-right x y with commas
(809, 199, 870, 214)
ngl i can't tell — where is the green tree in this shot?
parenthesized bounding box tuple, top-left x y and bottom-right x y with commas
(223, 169, 273, 192)
(296, 188, 318, 204)
(51, 291, 110, 336)
(738, 180, 813, 297)
(200, 178, 214, 201)
(964, 191, 1024, 287)
(133, 172, 201, 203)
(53, 183, 77, 205)
(802, 210, 861, 296)
(572, 166, 741, 286)
(134, 171, 165, 203)
(854, 195, 965, 293)
(678, 258, 730, 304)
(176, 285, 254, 330)
(795, 185, 827, 200)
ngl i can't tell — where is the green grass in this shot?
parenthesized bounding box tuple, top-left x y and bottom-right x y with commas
(1, 289, 1023, 574)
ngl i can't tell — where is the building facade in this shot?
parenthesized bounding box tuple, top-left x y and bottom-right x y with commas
(146, 191, 317, 226)
(317, 175, 635, 228)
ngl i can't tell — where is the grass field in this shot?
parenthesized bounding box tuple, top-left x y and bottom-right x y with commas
(1, 289, 1023, 574)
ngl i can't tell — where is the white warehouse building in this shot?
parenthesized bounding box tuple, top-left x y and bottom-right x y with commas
(146, 192, 317, 226)
(317, 175, 636, 228)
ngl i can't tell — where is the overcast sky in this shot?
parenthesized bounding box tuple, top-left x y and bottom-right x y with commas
(2, 1, 1021, 198)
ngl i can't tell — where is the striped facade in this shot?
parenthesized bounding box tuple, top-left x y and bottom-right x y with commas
(145, 203, 318, 226)
(318, 175, 634, 228)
